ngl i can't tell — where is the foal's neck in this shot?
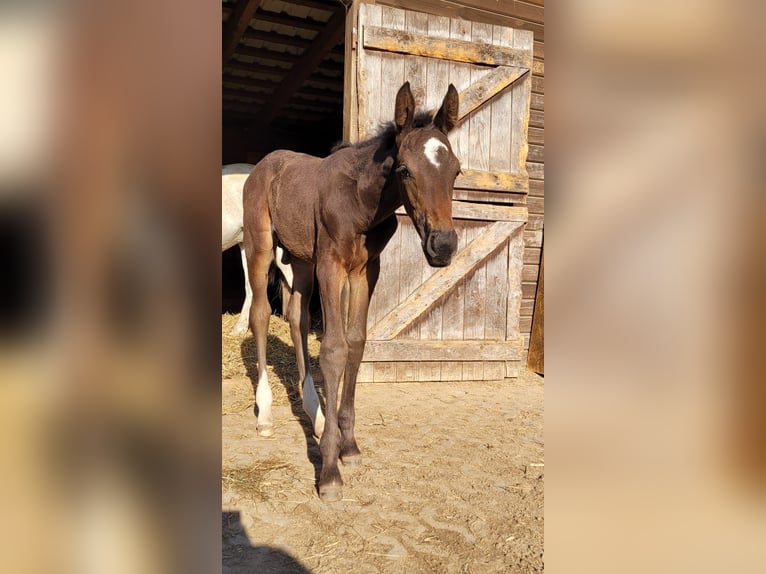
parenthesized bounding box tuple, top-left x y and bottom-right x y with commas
(357, 139, 402, 230)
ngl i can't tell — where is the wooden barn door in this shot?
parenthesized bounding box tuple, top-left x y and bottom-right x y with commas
(345, 3, 532, 382)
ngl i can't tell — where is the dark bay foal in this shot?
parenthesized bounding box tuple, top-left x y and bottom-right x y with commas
(242, 82, 460, 501)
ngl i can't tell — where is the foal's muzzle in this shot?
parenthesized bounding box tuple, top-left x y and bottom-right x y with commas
(425, 229, 458, 267)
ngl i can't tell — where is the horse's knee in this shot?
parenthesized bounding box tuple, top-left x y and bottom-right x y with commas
(345, 327, 366, 358)
(320, 337, 348, 373)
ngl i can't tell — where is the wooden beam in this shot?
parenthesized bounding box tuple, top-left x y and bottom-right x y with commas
(457, 66, 529, 123)
(222, 0, 263, 65)
(256, 9, 327, 32)
(363, 339, 523, 362)
(368, 221, 523, 340)
(456, 169, 529, 194)
(243, 28, 345, 56)
(259, 8, 346, 125)
(364, 26, 533, 67)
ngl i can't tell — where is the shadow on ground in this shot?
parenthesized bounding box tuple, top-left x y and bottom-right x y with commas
(223, 511, 312, 574)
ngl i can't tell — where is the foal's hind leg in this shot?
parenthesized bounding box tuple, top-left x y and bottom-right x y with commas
(285, 260, 325, 438)
(245, 229, 275, 437)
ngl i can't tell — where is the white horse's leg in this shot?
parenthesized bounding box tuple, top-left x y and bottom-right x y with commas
(230, 244, 252, 336)
(254, 369, 273, 436)
(286, 259, 325, 438)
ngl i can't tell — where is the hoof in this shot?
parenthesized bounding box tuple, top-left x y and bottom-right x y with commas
(319, 483, 343, 502)
(229, 326, 248, 337)
(257, 423, 274, 437)
(341, 454, 362, 467)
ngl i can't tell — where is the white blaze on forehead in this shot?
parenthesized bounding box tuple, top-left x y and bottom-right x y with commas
(423, 137, 448, 168)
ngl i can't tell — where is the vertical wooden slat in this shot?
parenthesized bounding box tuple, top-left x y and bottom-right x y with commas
(468, 22, 493, 171)
(404, 10, 429, 105)
(511, 28, 533, 174)
(489, 25, 513, 173)
(357, 4, 382, 139)
(484, 242, 510, 340)
(342, 0, 360, 142)
(379, 7, 406, 124)
(506, 227, 524, 377)
(448, 17, 472, 164)
(527, 248, 544, 374)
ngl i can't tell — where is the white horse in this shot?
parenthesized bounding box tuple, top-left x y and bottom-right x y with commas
(223, 163, 294, 336)
(222, 164, 255, 336)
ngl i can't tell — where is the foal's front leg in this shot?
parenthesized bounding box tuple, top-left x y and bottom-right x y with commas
(316, 257, 348, 501)
(338, 260, 379, 466)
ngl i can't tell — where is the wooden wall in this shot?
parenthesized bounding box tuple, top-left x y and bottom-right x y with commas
(375, 0, 544, 354)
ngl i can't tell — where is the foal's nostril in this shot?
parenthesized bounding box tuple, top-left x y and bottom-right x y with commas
(427, 230, 458, 260)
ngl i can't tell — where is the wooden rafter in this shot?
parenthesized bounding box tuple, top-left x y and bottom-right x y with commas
(258, 8, 346, 125)
(222, 0, 262, 64)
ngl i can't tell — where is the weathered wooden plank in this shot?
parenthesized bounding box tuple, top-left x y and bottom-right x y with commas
(455, 169, 529, 194)
(505, 360, 521, 378)
(532, 75, 544, 94)
(520, 298, 535, 317)
(393, 206, 527, 226)
(373, 0, 545, 41)
(452, 189, 526, 204)
(397, 217, 424, 338)
(357, 4, 383, 139)
(363, 26, 533, 68)
(528, 144, 544, 163)
(396, 361, 419, 381)
(522, 264, 540, 283)
(506, 227, 525, 339)
(527, 196, 544, 214)
(463, 225, 487, 341)
(529, 179, 544, 197)
(403, 9, 429, 106)
(379, 8, 406, 136)
(533, 40, 544, 60)
(363, 339, 522, 361)
(369, 221, 518, 340)
(440, 361, 464, 381)
(527, 250, 544, 374)
(530, 109, 544, 129)
(440, 220, 470, 343)
(527, 213, 544, 230)
(373, 362, 397, 382)
(524, 247, 541, 265)
(521, 281, 538, 299)
(489, 25, 514, 177)
(484, 242, 509, 340)
(528, 126, 544, 145)
(447, 17, 472, 170)
(531, 92, 544, 111)
(512, 28, 533, 175)
(526, 161, 544, 180)
(451, 202, 528, 222)
(468, 22, 493, 172)
(456, 65, 529, 124)
(357, 361, 374, 383)
(524, 228, 543, 247)
(462, 361, 484, 380)
(483, 361, 506, 380)
(418, 361, 441, 381)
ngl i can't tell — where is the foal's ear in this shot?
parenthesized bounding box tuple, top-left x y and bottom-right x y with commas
(434, 84, 459, 134)
(394, 82, 416, 133)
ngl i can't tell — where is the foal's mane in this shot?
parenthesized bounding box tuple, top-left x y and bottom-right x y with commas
(329, 111, 436, 156)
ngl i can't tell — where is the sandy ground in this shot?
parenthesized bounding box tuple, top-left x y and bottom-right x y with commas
(222, 314, 544, 573)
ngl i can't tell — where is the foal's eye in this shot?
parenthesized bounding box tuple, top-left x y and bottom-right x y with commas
(396, 165, 411, 179)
